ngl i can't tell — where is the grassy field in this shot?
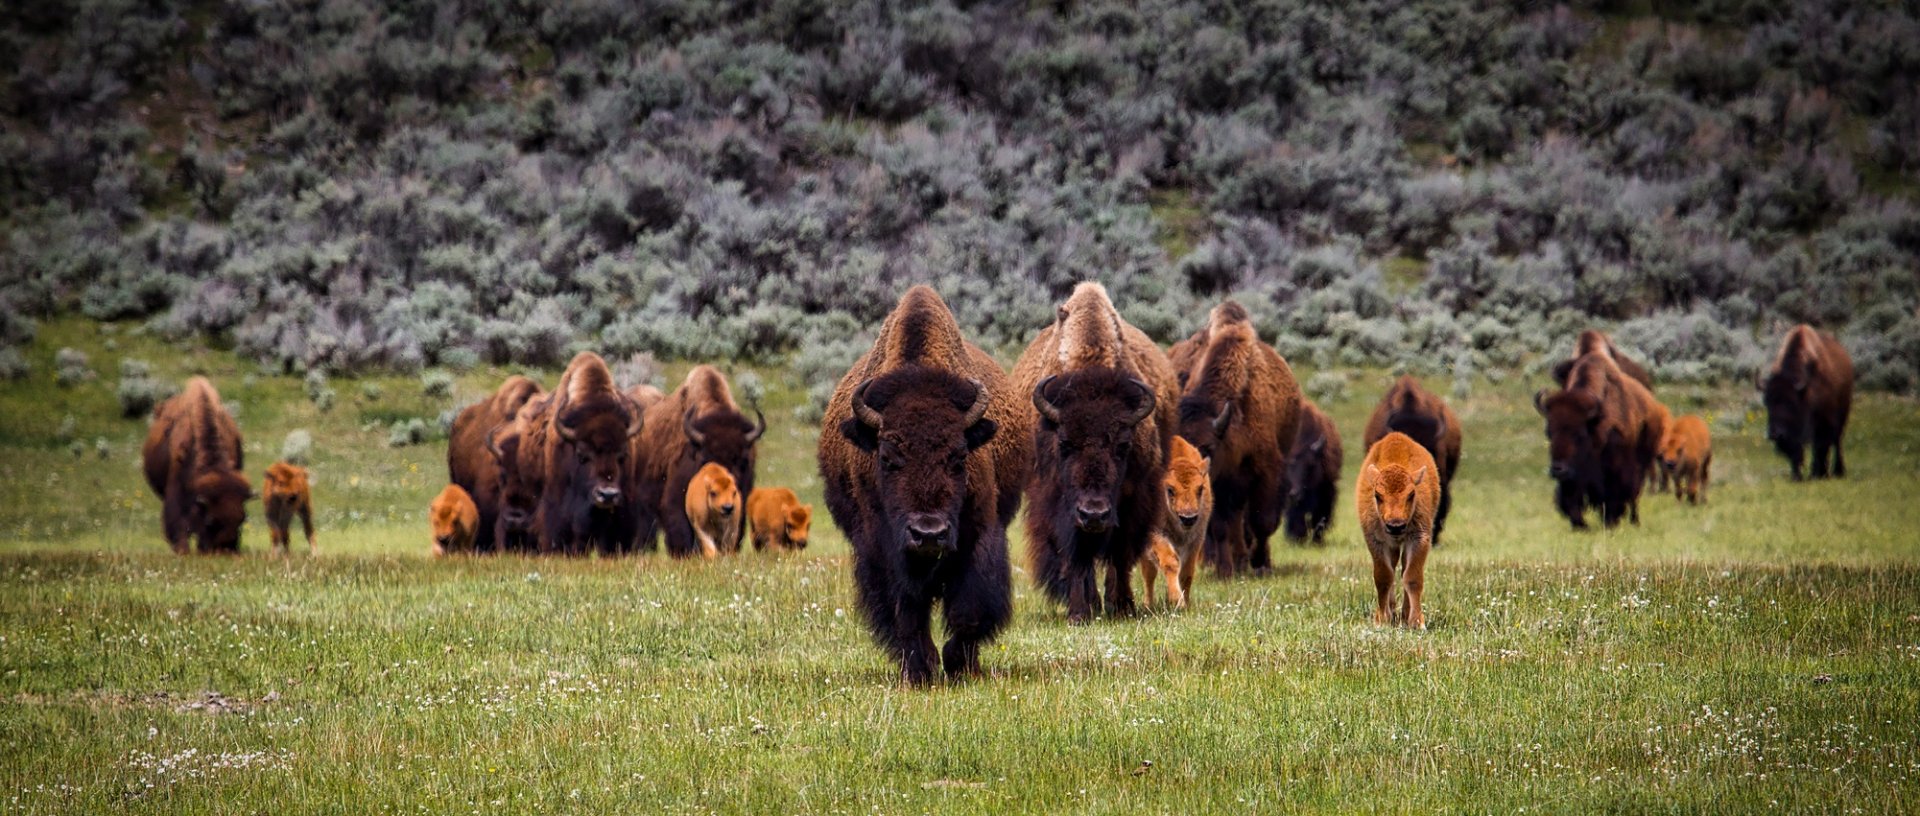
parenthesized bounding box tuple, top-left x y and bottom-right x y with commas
(2, 319, 1918, 813)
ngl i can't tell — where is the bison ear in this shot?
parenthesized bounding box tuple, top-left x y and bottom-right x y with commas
(839, 418, 880, 453)
(1365, 463, 1381, 482)
(1411, 466, 1427, 486)
(1532, 389, 1549, 417)
(1199, 456, 1211, 471)
(964, 418, 998, 452)
(556, 414, 581, 443)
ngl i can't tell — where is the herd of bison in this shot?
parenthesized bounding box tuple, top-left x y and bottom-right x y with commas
(139, 284, 1854, 683)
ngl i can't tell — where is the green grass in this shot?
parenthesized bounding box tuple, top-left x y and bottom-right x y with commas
(3, 320, 1919, 813)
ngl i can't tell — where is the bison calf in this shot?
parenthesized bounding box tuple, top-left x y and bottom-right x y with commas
(1357, 432, 1440, 630)
(748, 487, 812, 551)
(685, 462, 742, 559)
(430, 484, 480, 556)
(1659, 415, 1713, 505)
(262, 462, 315, 556)
(1139, 436, 1210, 610)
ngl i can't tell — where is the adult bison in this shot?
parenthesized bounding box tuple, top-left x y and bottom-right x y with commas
(633, 366, 765, 556)
(818, 285, 1032, 685)
(1551, 330, 1653, 391)
(448, 375, 542, 553)
(1760, 324, 1854, 481)
(537, 352, 644, 556)
(1362, 377, 1462, 545)
(1534, 353, 1663, 529)
(1284, 399, 1343, 545)
(486, 392, 551, 552)
(1012, 283, 1179, 623)
(1172, 301, 1301, 577)
(142, 377, 253, 553)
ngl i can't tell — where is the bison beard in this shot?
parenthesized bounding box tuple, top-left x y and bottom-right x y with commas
(1025, 369, 1161, 623)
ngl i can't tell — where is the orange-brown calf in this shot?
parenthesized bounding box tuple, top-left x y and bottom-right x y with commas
(685, 463, 742, 559)
(1356, 432, 1441, 629)
(1139, 436, 1211, 609)
(1659, 415, 1713, 505)
(747, 487, 812, 551)
(263, 462, 315, 556)
(429, 484, 480, 556)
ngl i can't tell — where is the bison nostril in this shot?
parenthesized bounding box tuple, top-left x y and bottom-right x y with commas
(719, 504, 735, 515)
(1177, 513, 1200, 526)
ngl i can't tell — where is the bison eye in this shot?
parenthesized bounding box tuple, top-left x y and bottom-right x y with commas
(577, 452, 589, 464)
(1166, 486, 1175, 498)
(880, 454, 902, 472)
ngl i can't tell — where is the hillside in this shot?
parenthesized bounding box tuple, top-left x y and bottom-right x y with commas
(3, 0, 1918, 398)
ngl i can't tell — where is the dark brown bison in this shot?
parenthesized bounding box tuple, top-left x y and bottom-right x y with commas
(1534, 353, 1663, 529)
(1761, 324, 1854, 480)
(1011, 283, 1180, 623)
(1284, 399, 1343, 545)
(142, 377, 253, 553)
(1362, 377, 1462, 545)
(1551, 330, 1653, 391)
(819, 285, 1032, 685)
(448, 375, 542, 553)
(1172, 301, 1301, 577)
(633, 366, 765, 557)
(537, 352, 644, 555)
(486, 392, 552, 552)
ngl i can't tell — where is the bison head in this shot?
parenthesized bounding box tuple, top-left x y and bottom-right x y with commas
(1163, 436, 1210, 536)
(840, 366, 996, 557)
(1174, 395, 1234, 461)
(488, 426, 540, 531)
(1761, 369, 1811, 470)
(1535, 388, 1606, 484)
(1366, 462, 1426, 539)
(1282, 435, 1328, 539)
(555, 396, 642, 510)
(683, 405, 766, 492)
(1033, 369, 1157, 534)
(189, 471, 254, 551)
(694, 463, 740, 517)
(785, 504, 812, 549)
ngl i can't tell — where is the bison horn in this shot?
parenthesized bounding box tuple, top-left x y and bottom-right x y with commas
(1123, 378, 1156, 426)
(1533, 389, 1549, 417)
(1211, 402, 1233, 436)
(852, 379, 884, 430)
(1032, 376, 1064, 426)
(961, 378, 990, 428)
(743, 404, 766, 444)
(683, 409, 708, 447)
(486, 425, 508, 462)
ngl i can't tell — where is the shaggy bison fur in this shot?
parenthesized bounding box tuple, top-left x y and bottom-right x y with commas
(142, 377, 253, 554)
(1760, 324, 1854, 481)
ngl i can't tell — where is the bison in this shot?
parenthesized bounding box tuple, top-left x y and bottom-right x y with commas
(448, 375, 543, 553)
(1172, 301, 1301, 577)
(1760, 324, 1854, 481)
(1534, 353, 1663, 529)
(1012, 283, 1180, 622)
(818, 285, 1032, 685)
(1659, 414, 1713, 505)
(485, 393, 551, 553)
(1361, 377, 1461, 545)
(1283, 399, 1343, 546)
(1357, 432, 1440, 629)
(1551, 330, 1653, 391)
(1138, 436, 1211, 610)
(634, 366, 765, 557)
(262, 461, 315, 556)
(142, 377, 253, 554)
(685, 462, 742, 559)
(429, 484, 479, 556)
(537, 352, 644, 556)
(748, 487, 812, 551)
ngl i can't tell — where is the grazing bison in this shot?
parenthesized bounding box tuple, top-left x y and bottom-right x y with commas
(748, 487, 812, 551)
(1760, 325, 1854, 481)
(142, 377, 253, 554)
(538, 352, 644, 556)
(818, 285, 1032, 685)
(1357, 432, 1440, 629)
(635, 366, 765, 557)
(429, 484, 479, 556)
(1173, 301, 1301, 577)
(486, 393, 551, 553)
(1361, 377, 1462, 545)
(1660, 414, 1713, 505)
(262, 462, 315, 556)
(1551, 330, 1653, 391)
(1534, 353, 1662, 529)
(1284, 399, 1343, 545)
(1012, 283, 1180, 623)
(685, 462, 742, 559)
(1139, 436, 1211, 610)
(449, 375, 543, 553)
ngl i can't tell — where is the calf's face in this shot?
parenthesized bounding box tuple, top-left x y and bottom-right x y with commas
(785, 505, 812, 548)
(841, 370, 996, 557)
(1164, 442, 1211, 534)
(1367, 464, 1425, 538)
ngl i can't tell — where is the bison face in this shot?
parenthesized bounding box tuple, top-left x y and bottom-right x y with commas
(1762, 371, 1810, 464)
(1535, 388, 1603, 483)
(1033, 369, 1156, 534)
(1285, 436, 1327, 504)
(557, 400, 640, 510)
(786, 505, 812, 549)
(190, 471, 253, 551)
(840, 367, 996, 557)
(489, 429, 539, 531)
(1367, 463, 1426, 538)
(1175, 395, 1234, 461)
(684, 406, 766, 489)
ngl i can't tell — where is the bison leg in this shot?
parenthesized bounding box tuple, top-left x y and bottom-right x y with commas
(1065, 560, 1097, 624)
(300, 505, 316, 556)
(1433, 484, 1451, 547)
(1811, 436, 1832, 479)
(661, 500, 699, 557)
(940, 536, 1010, 680)
(1370, 549, 1394, 626)
(1403, 538, 1429, 630)
(1103, 557, 1137, 618)
(1832, 435, 1846, 478)
(1554, 480, 1587, 530)
(1138, 557, 1159, 609)
(1699, 455, 1711, 503)
(894, 596, 939, 686)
